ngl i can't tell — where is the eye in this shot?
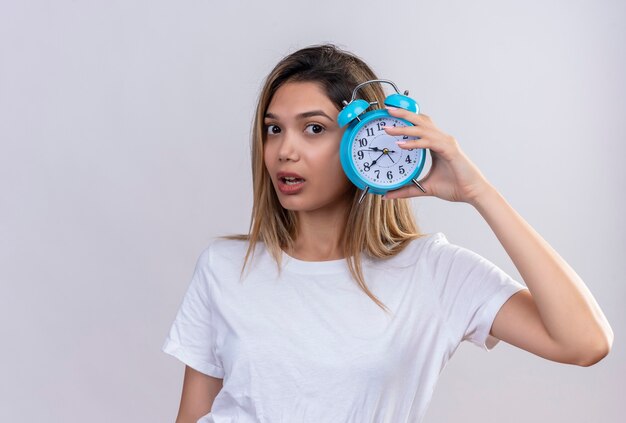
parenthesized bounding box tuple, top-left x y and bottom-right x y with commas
(265, 124, 281, 135)
(305, 123, 325, 135)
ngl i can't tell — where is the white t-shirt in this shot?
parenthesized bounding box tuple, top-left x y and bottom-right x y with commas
(162, 232, 528, 423)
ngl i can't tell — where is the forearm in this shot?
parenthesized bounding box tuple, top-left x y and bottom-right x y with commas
(470, 185, 614, 355)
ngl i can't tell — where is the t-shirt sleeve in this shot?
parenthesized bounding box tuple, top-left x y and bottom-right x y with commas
(431, 235, 529, 352)
(161, 244, 225, 378)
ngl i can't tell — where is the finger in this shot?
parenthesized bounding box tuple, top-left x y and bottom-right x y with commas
(382, 183, 429, 200)
(386, 106, 435, 128)
(383, 124, 431, 139)
(391, 132, 457, 157)
(392, 136, 435, 151)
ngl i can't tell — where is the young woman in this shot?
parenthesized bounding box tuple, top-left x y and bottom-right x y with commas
(162, 44, 613, 423)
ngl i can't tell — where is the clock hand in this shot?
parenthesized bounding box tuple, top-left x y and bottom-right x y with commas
(359, 147, 401, 153)
(369, 147, 404, 166)
(370, 152, 386, 166)
(370, 146, 397, 152)
(358, 147, 384, 153)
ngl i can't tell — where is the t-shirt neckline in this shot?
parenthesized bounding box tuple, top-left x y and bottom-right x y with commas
(281, 250, 350, 274)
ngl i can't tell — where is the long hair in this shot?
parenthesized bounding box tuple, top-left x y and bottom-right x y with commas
(220, 43, 425, 315)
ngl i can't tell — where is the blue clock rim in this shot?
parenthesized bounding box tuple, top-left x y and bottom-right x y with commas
(340, 109, 427, 195)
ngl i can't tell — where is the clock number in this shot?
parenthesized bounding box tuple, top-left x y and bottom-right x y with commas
(376, 121, 386, 131)
(366, 128, 374, 137)
(387, 170, 393, 180)
(374, 170, 380, 178)
(399, 165, 405, 175)
(357, 150, 364, 160)
(405, 155, 412, 164)
(363, 162, 371, 172)
(358, 138, 368, 147)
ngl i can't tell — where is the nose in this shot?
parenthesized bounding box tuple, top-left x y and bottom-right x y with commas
(278, 128, 300, 162)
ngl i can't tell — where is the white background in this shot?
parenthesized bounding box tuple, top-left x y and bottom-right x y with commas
(1, 1, 624, 422)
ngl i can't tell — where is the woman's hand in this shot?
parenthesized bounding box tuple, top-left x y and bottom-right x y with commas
(382, 106, 494, 205)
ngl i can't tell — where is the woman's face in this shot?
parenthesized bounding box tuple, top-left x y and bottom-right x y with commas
(263, 81, 354, 213)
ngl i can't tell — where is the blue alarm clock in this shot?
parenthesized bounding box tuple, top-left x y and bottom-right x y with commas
(338, 79, 428, 204)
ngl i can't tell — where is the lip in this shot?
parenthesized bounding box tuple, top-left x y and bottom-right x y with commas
(276, 171, 306, 195)
(277, 171, 305, 180)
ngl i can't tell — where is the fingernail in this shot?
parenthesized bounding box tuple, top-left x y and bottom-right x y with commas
(395, 141, 406, 145)
(386, 106, 398, 112)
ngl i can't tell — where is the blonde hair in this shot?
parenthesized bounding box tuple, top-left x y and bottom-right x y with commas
(220, 43, 425, 315)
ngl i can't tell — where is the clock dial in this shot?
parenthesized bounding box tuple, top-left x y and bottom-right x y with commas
(351, 116, 422, 186)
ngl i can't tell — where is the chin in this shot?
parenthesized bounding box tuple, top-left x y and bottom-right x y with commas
(280, 194, 351, 213)
(277, 196, 310, 211)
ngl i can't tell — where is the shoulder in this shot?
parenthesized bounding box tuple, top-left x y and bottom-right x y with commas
(399, 231, 452, 262)
(420, 232, 485, 260)
(426, 234, 495, 278)
(399, 232, 490, 273)
(419, 234, 517, 296)
(198, 236, 262, 269)
(199, 236, 248, 258)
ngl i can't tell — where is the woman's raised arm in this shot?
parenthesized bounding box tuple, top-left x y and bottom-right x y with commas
(382, 107, 613, 366)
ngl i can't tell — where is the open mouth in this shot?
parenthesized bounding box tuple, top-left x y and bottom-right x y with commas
(280, 177, 306, 185)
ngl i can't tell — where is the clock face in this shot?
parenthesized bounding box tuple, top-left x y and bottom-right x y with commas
(351, 116, 422, 187)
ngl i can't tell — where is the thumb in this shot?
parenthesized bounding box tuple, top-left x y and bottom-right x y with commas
(382, 178, 430, 200)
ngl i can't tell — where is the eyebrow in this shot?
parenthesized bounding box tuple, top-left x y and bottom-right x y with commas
(264, 110, 334, 122)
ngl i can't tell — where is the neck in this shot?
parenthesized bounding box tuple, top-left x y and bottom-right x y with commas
(287, 199, 351, 261)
